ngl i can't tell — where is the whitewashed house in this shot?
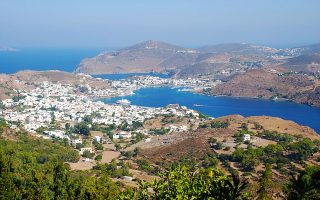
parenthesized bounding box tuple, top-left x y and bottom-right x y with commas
(79, 147, 93, 155)
(243, 134, 251, 142)
(94, 136, 101, 143)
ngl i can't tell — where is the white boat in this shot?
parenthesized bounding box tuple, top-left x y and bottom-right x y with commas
(116, 99, 131, 105)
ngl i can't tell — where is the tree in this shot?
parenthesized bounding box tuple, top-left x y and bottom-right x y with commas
(223, 173, 249, 200)
(119, 121, 129, 131)
(65, 123, 71, 131)
(0, 135, 123, 199)
(133, 147, 141, 157)
(115, 143, 122, 151)
(232, 148, 263, 171)
(82, 150, 94, 159)
(132, 132, 145, 144)
(289, 138, 316, 160)
(285, 166, 320, 200)
(52, 161, 71, 199)
(132, 121, 143, 130)
(74, 122, 90, 136)
(136, 159, 152, 173)
(95, 173, 120, 199)
(264, 144, 283, 155)
(50, 112, 56, 125)
(257, 164, 272, 200)
(254, 122, 263, 130)
(241, 123, 248, 131)
(215, 141, 223, 150)
(0, 150, 15, 200)
(119, 165, 250, 200)
(211, 121, 230, 128)
(95, 154, 102, 161)
(121, 151, 133, 159)
(0, 119, 7, 135)
(94, 142, 104, 151)
(76, 143, 84, 150)
(83, 115, 93, 124)
(203, 153, 219, 168)
(208, 137, 218, 144)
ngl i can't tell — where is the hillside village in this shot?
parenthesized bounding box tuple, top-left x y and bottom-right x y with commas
(0, 75, 211, 166)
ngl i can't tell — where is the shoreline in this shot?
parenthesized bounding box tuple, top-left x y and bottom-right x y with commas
(94, 86, 320, 134)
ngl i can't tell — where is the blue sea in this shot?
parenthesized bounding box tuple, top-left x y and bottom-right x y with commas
(103, 87, 320, 133)
(1, 49, 320, 133)
(0, 48, 104, 74)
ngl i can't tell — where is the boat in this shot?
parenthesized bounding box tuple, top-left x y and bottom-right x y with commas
(116, 99, 131, 105)
(193, 104, 204, 107)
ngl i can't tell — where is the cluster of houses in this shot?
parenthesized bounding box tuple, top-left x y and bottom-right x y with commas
(0, 73, 218, 159)
(110, 75, 220, 92)
(0, 80, 202, 155)
(73, 74, 220, 99)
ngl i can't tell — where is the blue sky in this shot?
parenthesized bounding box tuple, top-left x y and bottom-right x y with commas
(0, 0, 319, 48)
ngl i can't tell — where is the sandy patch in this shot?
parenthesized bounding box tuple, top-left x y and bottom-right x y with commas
(68, 160, 95, 170)
(101, 151, 120, 163)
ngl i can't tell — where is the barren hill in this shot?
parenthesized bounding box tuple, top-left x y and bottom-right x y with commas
(299, 43, 320, 54)
(76, 41, 283, 77)
(282, 53, 320, 73)
(76, 40, 199, 74)
(76, 41, 320, 76)
(198, 43, 279, 56)
(207, 69, 320, 106)
(141, 114, 319, 163)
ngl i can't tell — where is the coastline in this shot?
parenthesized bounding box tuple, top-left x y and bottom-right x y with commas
(98, 85, 320, 134)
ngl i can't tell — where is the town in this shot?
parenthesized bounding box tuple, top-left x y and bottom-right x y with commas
(0, 75, 213, 167)
(89, 74, 221, 98)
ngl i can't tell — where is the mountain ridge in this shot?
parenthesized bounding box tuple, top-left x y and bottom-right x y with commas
(75, 40, 320, 76)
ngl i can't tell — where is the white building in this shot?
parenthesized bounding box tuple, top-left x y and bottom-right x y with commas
(94, 136, 101, 143)
(243, 134, 251, 142)
(79, 147, 93, 155)
(71, 138, 83, 147)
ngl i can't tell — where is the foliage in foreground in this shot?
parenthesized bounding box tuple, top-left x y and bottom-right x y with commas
(120, 165, 250, 200)
(0, 130, 319, 199)
(285, 166, 320, 200)
(0, 135, 120, 199)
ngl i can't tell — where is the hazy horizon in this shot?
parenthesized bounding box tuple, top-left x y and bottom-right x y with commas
(1, 0, 320, 48)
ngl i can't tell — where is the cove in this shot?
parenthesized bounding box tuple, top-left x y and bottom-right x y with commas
(102, 87, 320, 133)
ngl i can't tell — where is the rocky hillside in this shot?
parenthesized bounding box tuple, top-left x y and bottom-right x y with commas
(198, 43, 279, 56)
(207, 69, 320, 106)
(175, 53, 278, 78)
(282, 53, 320, 73)
(76, 40, 199, 74)
(76, 41, 320, 77)
(138, 114, 320, 198)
